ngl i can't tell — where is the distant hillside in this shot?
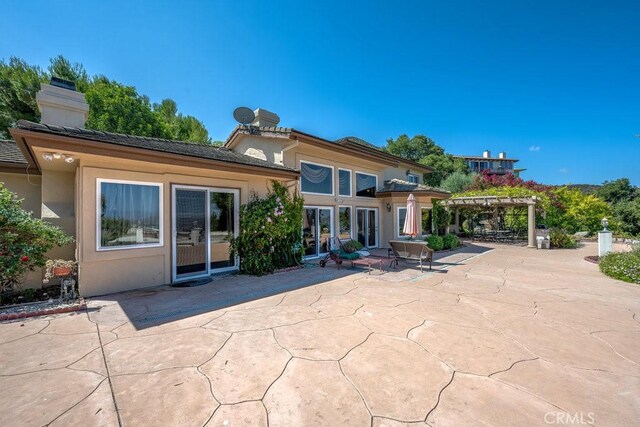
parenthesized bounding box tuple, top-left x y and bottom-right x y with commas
(566, 184, 601, 194)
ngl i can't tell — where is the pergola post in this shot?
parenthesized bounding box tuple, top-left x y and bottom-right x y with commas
(527, 203, 536, 248)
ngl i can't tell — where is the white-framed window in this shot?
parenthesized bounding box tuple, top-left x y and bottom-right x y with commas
(355, 171, 377, 198)
(338, 206, 352, 239)
(300, 161, 334, 196)
(397, 206, 408, 238)
(407, 174, 419, 184)
(338, 168, 352, 197)
(97, 179, 163, 251)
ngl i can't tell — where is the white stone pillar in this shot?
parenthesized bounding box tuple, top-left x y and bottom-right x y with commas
(527, 203, 536, 248)
(598, 231, 612, 257)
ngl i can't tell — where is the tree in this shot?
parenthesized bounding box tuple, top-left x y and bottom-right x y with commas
(85, 76, 170, 138)
(613, 199, 640, 237)
(175, 115, 212, 144)
(421, 154, 468, 187)
(0, 55, 213, 143)
(154, 99, 212, 144)
(596, 178, 638, 204)
(47, 55, 89, 92)
(385, 134, 442, 162)
(0, 183, 72, 291)
(0, 57, 47, 138)
(385, 134, 467, 187)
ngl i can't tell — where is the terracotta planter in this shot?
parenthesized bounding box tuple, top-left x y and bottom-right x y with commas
(53, 267, 72, 277)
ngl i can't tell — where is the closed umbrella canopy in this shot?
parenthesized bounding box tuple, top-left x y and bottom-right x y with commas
(403, 193, 419, 238)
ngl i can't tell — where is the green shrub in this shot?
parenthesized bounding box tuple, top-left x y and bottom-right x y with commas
(440, 171, 475, 193)
(426, 235, 444, 251)
(432, 200, 451, 235)
(230, 181, 304, 276)
(0, 183, 73, 292)
(442, 234, 460, 249)
(599, 247, 640, 284)
(549, 228, 578, 249)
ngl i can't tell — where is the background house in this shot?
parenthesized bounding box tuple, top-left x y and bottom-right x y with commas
(454, 150, 525, 177)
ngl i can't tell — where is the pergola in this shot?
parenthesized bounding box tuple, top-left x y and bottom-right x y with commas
(442, 196, 539, 248)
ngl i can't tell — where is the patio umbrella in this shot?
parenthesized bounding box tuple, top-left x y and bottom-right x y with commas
(403, 193, 419, 239)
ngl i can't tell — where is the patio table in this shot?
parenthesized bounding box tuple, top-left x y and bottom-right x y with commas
(351, 257, 385, 274)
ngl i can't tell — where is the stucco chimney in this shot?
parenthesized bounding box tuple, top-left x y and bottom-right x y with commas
(251, 108, 280, 127)
(498, 151, 507, 159)
(36, 78, 89, 128)
(482, 150, 491, 158)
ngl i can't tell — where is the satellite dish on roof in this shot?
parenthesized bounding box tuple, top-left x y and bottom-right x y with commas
(233, 107, 255, 125)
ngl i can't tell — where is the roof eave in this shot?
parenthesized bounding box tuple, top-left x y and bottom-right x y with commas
(10, 127, 300, 179)
(376, 190, 450, 198)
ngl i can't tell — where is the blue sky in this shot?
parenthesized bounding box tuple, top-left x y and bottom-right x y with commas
(2, 1, 639, 185)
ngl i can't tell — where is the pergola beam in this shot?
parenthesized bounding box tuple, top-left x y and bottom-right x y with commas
(443, 195, 539, 248)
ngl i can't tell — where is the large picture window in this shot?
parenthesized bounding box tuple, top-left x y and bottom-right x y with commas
(355, 172, 377, 198)
(97, 179, 163, 250)
(338, 169, 352, 197)
(301, 161, 334, 195)
(339, 206, 352, 239)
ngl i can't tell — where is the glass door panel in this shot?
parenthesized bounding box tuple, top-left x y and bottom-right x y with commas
(356, 209, 366, 246)
(356, 208, 378, 248)
(175, 189, 207, 278)
(210, 191, 236, 270)
(318, 209, 332, 254)
(303, 208, 318, 256)
(367, 209, 377, 247)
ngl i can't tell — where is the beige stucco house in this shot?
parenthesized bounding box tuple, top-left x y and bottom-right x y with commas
(0, 81, 449, 297)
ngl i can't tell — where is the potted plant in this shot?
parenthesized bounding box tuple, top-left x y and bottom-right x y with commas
(43, 259, 77, 284)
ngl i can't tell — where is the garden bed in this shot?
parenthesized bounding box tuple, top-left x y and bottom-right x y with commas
(0, 297, 86, 321)
(0, 285, 63, 307)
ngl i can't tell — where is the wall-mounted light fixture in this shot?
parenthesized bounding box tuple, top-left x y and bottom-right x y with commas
(42, 152, 75, 164)
(386, 203, 391, 212)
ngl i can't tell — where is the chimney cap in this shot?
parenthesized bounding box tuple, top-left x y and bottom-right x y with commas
(50, 77, 77, 92)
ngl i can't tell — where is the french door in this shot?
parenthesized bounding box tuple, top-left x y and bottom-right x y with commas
(356, 208, 378, 248)
(303, 206, 334, 258)
(172, 186, 239, 282)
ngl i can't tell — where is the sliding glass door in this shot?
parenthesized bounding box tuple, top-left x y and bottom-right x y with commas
(303, 206, 333, 258)
(172, 186, 239, 282)
(356, 208, 378, 248)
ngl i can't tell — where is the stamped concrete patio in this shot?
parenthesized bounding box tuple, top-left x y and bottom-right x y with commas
(1, 242, 639, 426)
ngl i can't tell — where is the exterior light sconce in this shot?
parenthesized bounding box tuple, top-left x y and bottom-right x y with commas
(386, 203, 391, 212)
(42, 152, 75, 163)
(601, 217, 609, 231)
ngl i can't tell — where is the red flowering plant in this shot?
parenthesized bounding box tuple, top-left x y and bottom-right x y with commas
(0, 183, 72, 292)
(459, 171, 613, 234)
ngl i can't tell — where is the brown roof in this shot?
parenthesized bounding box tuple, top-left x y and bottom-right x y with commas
(376, 179, 450, 197)
(14, 121, 297, 174)
(0, 139, 27, 165)
(226, 126, 433, 172)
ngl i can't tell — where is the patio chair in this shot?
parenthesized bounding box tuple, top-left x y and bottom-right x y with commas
(388, 240, 434, 272)
(319, 237, 361, 268)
